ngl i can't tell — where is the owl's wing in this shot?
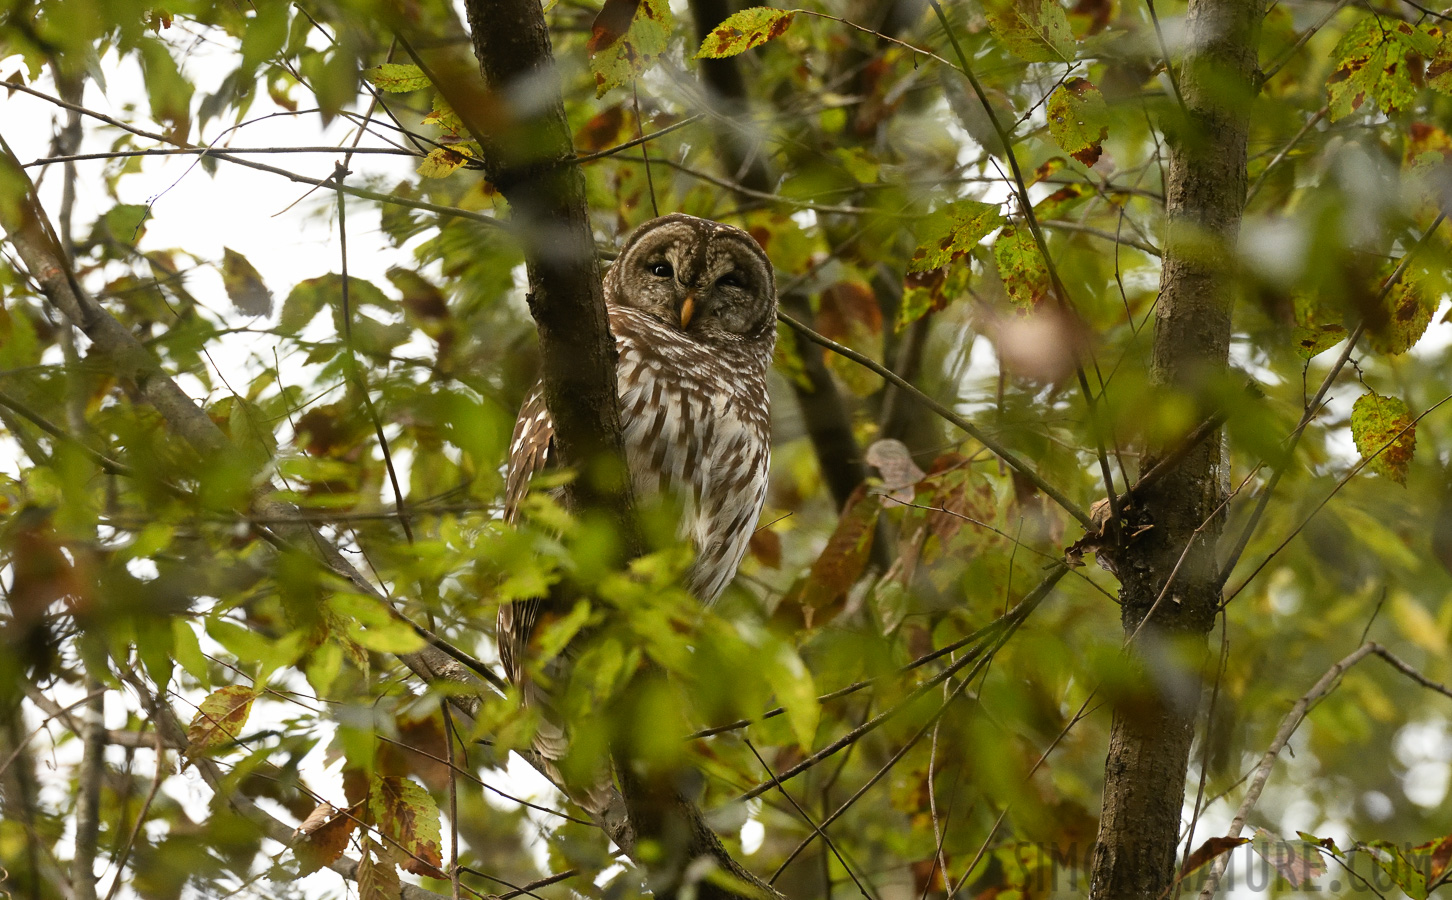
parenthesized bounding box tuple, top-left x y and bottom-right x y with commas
(503, 383, 555, 525)
(499, 382, 555, 691)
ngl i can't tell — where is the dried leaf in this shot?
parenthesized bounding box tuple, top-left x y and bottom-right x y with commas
(1351, 390, 1416, 484)
(1249, 828, 1327, 888)
(370, 775, 445, 878)
(816, 281, 882, 341)
(356, 840, 402, 900)
(1045, 78, 1110, 166)
(294, 801, 337, 837)
(749, 527, 782, 569)
(185, 684, 256, 756)
(1414, 833, 1452, 882)
(865, 439, 926, 503)
(295, 803, 362, 876)
(221, 247, 273, 317)
(1178, 836, 1249, 879)
(695, 7, 797, 59)
(790, 485, 878, 628)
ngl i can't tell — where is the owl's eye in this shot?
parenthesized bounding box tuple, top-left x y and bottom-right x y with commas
(649, 262, 673, 278)
(716, 273, 744, 290)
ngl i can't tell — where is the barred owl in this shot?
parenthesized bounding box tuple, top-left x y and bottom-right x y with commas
(498, 213, 777, 716)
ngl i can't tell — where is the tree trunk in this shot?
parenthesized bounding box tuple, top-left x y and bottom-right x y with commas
(461, 6, 778, 898)
(1088, 0, 1262, 895)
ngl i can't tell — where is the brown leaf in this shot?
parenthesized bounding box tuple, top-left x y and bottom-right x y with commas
(295, 802, 362, 876)
(370, 775, 445, 879)
(866, 439, 926, 503)
(789, 485, 878, 628)
(1415, 833, 1452, 882)
(577, 105, 628, 151)
(749, 527, 782, 569)
(1249, 828, 1327, 887)
(379, 713, 451, 792)
(816, 280, 882, 341)
(294, 801, 337, 837)
(911, 857, 947, 894)
(1178, 836, 1249, 879)
(588, 0, 640, 53)
(357, 840, 402, 900)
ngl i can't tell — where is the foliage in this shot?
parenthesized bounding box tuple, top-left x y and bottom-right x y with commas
(2, 0, 1452, 898)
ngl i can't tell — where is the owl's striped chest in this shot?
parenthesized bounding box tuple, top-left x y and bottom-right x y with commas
(612, 310, 772, 602)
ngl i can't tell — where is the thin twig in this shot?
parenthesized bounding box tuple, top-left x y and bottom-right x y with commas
(745, 739, 875, 900)
(926, 0, 1124, 527)
(100, 730, 166, 900)
(779, 312, 1092, 528)
(1218, 212, 1447, 586)
(737, 566, 1066, 803)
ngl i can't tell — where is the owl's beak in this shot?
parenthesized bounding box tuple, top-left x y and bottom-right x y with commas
(678, 293, 696, 329)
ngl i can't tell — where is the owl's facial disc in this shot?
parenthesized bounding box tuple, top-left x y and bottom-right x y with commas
(609, 215, 777, 343)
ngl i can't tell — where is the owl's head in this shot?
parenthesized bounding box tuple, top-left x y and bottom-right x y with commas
(604, 214, 777, 347)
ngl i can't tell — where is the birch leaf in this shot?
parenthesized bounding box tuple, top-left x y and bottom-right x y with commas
(695, 7, 797, 58)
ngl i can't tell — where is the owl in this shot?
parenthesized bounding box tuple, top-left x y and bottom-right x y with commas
(498, 213, 778, 713)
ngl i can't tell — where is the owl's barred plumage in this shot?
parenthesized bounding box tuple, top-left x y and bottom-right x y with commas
(498, 213, 777, 711)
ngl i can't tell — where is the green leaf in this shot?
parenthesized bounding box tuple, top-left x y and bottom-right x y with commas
(1350, 391, 1416, 484)
(1291, 290, 1348, 359)
(1430, 35, 1452, 94)
(420, 94, 463, 136)
(588, 0, 673, 97)
(1362, 840, 1428, 899)
(329, 594, 426, 655)
(137, 38, 193, 141)
(767, 643, 819, 750)
(898, 260, 972, 329)
(992, 223, 1052, 308)
(1366, 267, 1435, 356)
(221, 247, 273, 317)
(172, 619, 210, 688)
(280, 274, 393, 335)
(185, 684, 256, 756)
(1045, 78, 1109, 166)
(695, 7, 797, 59)
(907, 200, 1004, 273)
(1326, 19, 1438, 121)
(364, 63, 431, 93)
(103, 204, 150, 244)
(983, 0, 1075, 63)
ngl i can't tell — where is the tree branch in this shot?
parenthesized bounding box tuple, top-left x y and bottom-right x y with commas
(1197, 642, 1452, 897)
(781, 311, 1093, 528)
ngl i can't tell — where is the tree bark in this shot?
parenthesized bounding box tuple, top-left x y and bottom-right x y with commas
(1088, 0, 1261, 895)
(461, 6, 778, 898)
(463, 5, 636, 528)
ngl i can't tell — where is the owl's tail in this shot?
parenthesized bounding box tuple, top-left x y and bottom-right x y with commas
(513, 659, 623, 823)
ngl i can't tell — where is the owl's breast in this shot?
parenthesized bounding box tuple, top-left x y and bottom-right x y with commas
(613, 315, 771, 603)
